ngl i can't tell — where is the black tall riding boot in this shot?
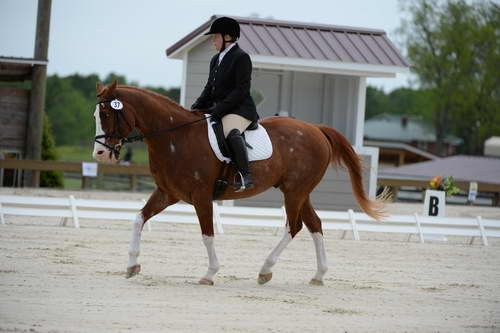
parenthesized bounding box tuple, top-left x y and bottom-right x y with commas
(227, 129, 254, 192)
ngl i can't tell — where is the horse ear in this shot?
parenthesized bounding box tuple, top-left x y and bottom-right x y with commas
(96, 82, 105, 96)
(108, 80, 118, 95)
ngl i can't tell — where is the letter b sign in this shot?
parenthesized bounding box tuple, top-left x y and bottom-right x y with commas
(428, 196, 439, 216)
(424, 190, 445, 217)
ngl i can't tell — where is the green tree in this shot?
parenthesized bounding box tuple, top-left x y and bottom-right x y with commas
(45, 75, 92, 145)
(40, 112, 64, 187)
(399, 0, 500, 155)
(145, 86, 180, 103)
(366, 86, 390, 119)
(366, 86, 433, 121)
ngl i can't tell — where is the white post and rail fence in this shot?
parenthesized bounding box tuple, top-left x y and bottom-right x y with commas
(1, 195, 498, 246)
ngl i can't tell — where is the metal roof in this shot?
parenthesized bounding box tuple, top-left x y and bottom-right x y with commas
(379, 155, 500, 185)
(365, 114, 463, 145)
(166, 15, 409, 69)
(364, 140, 439, 160)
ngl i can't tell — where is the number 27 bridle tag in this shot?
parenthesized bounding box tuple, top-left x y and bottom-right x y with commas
(110, 99, 123, 110)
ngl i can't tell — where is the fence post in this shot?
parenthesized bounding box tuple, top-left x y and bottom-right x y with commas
(476, 216, 488, 246)
(129, 175, 137, 192)
(413, 213, 424, 244)
(0, 201, 5, 225)
(68, 195, 80, 229)
(348, 209, 360, 241)
(213, 202, 224, 234)
(81, 176, 91, 189)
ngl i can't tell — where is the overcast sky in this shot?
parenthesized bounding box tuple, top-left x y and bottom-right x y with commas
(1, 0, 414, 92)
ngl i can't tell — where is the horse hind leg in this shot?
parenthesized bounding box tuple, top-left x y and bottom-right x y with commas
(126, 189, 178, 278)
(301, 199, 328, 286)
(258, 193, 305, 285)
(192, 197, 220, 286)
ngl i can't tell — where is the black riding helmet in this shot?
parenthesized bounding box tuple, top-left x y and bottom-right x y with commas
(205, 17, 240, 52)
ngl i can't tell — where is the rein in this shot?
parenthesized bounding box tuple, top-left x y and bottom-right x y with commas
(94, 98, 211, 159)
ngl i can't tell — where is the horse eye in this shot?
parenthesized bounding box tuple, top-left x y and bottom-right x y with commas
(99, 111, 110, 119)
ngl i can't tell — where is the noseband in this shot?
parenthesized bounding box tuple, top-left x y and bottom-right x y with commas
(94, 98, 211, 160)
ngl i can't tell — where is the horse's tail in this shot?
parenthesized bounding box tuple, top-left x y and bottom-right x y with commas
(317, 125, 386, 221)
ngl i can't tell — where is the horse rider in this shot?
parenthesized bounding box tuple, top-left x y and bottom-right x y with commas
(191, 16, 259, 192)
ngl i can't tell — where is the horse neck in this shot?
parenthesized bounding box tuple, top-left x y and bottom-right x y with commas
(120, 87, 196, 136)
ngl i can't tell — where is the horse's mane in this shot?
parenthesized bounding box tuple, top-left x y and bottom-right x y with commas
(117, 85, 188, 113)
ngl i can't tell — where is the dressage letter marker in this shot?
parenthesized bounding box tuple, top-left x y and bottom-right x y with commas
(422, 190, 447, 242)
(424, 190, 445, 217)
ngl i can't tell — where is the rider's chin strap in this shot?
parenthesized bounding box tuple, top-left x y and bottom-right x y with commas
(220, 34, 236, 52)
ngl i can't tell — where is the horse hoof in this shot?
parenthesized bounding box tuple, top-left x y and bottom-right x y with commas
(309, 279, 324, 286)
(126, 264, 141, 279)
(258, 273, 272, 285)
(199, 278, 214, 286)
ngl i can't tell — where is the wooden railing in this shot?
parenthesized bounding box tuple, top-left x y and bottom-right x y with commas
(0, 159, 151, 190)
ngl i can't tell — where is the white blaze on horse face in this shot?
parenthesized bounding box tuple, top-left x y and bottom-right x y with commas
(92, 104, 118, 163)
(92, 105, 107, 161)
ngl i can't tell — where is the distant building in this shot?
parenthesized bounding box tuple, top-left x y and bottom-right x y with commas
(484, 137, 500, 157)
(364, 114, 463, 159)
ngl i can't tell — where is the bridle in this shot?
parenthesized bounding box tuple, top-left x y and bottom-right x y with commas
(94, 97, 211, 159)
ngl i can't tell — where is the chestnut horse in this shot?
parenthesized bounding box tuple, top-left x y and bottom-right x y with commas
(92, 82, 384, 286)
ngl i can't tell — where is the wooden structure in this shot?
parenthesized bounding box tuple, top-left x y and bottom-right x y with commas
(379, 155, 500, 206)
(0, 159, 150, 191)
(0, 0, 52, 187)
(365, 140, 438, 168)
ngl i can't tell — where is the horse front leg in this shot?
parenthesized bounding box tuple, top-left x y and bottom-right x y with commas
(126, 188, 178, 278)
(193, 200, 220, 285)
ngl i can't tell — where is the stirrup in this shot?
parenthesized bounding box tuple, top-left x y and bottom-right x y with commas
(233, 171, 253, 192)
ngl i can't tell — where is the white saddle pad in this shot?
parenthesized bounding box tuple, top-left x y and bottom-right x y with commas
(206, 116, 273, 163)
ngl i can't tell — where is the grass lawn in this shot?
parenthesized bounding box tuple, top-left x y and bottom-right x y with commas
(54, 144, 151, 191)
(55, 144, 149, 164)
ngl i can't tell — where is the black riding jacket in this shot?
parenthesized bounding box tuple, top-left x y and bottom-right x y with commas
(191, 44, 259, 122)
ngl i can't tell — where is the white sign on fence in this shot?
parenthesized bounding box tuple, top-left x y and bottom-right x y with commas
(81, 162, 98, 177)
(468, 182, 478, 202)
(423, 190, 447, 241)
(423, 190, 446, 217)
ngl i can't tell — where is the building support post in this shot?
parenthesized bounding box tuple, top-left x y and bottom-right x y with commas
(24, 0, 52, 187)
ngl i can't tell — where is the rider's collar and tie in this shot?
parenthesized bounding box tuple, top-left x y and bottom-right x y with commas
(218, 42, 236, 65)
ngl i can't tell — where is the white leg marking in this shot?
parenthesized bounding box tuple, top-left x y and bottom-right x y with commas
(128, 213, 143, 268)
(202, 235, 220, 281)
(259, 225, 292, 275)
(311, 232, 328, 281)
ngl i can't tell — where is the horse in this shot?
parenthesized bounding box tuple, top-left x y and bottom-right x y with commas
(92, 81, 385, 286)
